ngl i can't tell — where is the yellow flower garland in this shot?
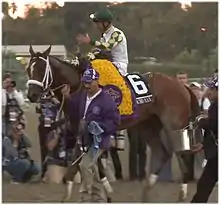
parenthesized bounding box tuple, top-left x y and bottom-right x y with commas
(91, 59, 133, 115)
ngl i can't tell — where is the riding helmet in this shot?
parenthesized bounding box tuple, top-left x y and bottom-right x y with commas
(89, 9, 114, 23)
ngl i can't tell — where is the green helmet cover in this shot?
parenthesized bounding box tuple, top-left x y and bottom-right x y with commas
(90, 9, 114, 22)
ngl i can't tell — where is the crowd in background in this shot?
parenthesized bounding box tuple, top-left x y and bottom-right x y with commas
(2, 73, 40, 183)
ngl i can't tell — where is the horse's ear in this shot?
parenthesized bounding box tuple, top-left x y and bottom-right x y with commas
(43, 45, 52, 56)
(76, 52, 81, 59)
(29, 45, 35, 56)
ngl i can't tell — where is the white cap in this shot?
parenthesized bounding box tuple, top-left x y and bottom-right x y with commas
(190, 82, 201, 89)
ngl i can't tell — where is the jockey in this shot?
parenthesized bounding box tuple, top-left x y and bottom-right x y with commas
(76, 9, 128, 76)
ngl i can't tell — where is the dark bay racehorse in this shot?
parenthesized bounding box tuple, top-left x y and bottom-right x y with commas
(26, 45, 199, 202)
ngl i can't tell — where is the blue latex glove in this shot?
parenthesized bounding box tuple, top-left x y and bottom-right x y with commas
(88, 121, 104, 135)
(88, 121, 104, 156)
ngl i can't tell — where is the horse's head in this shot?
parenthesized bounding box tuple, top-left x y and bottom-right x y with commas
(27, 45, 83, 103)
(27, 45, 52, 102)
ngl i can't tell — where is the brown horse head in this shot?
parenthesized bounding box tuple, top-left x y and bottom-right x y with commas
(27, 45, 83, 102)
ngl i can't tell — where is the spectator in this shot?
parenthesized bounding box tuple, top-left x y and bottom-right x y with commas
(42, 128, 68, 184)
(176, 71, 189, 86)
(189, 82, 210, 179)
(2, 73, 25, 109)
(2, 119, 40, 183)
(2, 73, 25, 136)
(213, 69, 218, 78)
(37, 94, 79, 184)
(189, 82, 210, 114)
(36, 94, 61, 179)
(201, 69, 218, 101)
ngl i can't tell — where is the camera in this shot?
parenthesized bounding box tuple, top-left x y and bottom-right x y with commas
(18, 148, 30, 159)
(11, 80, 16, 88)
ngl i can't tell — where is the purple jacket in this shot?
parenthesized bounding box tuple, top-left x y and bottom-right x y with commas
(68, 89, 120, 149)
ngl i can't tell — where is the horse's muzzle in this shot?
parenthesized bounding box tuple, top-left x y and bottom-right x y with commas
(27, 85, 42, 103)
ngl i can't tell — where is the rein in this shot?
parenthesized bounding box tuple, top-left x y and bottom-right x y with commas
(51, 83, 82, 122)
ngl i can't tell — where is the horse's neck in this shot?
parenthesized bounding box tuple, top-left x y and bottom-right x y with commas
(50, 56, 81, 89)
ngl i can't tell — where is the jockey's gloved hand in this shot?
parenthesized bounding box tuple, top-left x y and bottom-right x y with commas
(92, 48, 102, 55)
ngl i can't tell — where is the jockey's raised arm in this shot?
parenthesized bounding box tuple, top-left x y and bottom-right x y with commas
(90, 30, 123, 51)
(76, 9, 128, 76)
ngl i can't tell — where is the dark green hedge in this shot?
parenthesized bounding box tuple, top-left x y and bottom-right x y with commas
(128, 63, 212, 78)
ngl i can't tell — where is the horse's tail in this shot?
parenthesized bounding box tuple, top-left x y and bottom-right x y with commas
(184, 86, 200, 120)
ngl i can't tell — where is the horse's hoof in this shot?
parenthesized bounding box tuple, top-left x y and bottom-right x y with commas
(141, 194, 149, 202)
(177, 190, 187, 202)
(141, 188, 150, 202)
(177, 198, 186, 203)
(107, 197, 112, 203)
(61, 196, 71, 203)
(177, 199, 186, 203)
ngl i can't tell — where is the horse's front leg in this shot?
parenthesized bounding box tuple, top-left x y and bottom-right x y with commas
(62, 145, 82, 202)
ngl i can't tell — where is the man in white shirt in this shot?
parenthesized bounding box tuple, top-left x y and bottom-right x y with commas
(2, 74, 25, 110)
(176, 71, 189, 86)
(2, 74, 25, 136)
(190, 82, 210, 113)
(76, 9, 128, 76)
(189, 82, 211, 180)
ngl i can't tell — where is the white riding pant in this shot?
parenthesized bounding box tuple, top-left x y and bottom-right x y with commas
(112, 62, 128, 76)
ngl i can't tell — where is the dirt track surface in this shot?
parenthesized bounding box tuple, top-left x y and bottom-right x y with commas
(2, 105, 218, 203)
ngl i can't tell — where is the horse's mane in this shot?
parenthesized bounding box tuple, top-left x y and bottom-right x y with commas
(50, 55, 74, 67)
(32, 52, 44, 58)
(31, 52, 73, 68)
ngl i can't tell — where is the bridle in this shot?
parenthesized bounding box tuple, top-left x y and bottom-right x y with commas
(27, 55, 66, 121)
(27, 56, 54, 92)
(27, 55, 81, 94)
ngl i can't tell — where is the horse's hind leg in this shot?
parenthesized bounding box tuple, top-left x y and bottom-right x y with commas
(175, 150, 192, 202)
(141, 128, 172, 202)
(173, 130, 194, 202)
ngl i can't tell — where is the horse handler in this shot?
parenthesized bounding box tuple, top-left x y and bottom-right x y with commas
(61, 67, 120, 202)
(191, 76, 218, 203)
